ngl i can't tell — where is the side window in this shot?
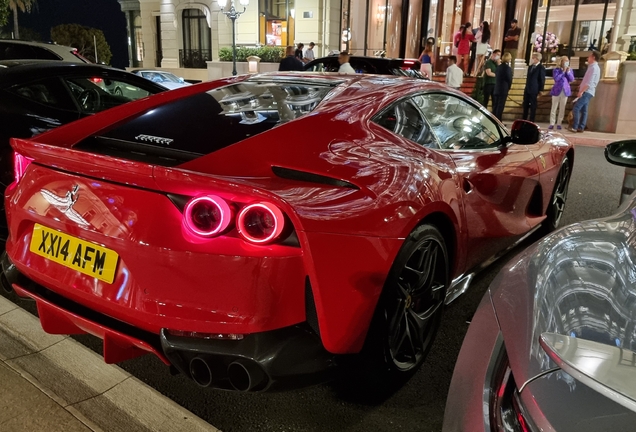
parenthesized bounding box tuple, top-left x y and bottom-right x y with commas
(9, 78, 76, 111)
(349, 60, 377, 74)
(65, 77, 152, 114)
(306, 60, 339, 72)
(374, 99, 438, 148)
(417, 93, 502, 150)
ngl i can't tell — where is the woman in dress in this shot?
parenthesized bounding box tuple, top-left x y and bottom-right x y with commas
(419, 41, 434, 78)
(474, 21, 490, 75)
(454, 22, 475, 75)
(549, 56, 575, 130)
(492, 52, 513, 120)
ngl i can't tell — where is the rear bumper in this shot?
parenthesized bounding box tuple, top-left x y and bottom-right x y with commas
(1, 252, 335, 391)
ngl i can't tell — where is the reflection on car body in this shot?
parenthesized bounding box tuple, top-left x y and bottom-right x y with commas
(444, 139, 636, 432)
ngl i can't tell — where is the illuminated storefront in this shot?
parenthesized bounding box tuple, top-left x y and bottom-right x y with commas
(341, 0, 630, 73)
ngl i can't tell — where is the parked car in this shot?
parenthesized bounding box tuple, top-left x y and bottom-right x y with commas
(0, 39, 90, 63)
(131, 69, 192, 90)
(443, 141, 636, 431)
(1, 73, 572, 392)
(304, 55, 426, 79)
(0, 60, 167, 236)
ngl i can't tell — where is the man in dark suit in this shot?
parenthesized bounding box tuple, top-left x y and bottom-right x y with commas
(279, 46, 304, 72)
(522, 52, 546, 122)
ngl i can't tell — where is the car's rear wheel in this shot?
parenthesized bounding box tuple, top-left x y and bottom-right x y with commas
(544, 156, 571, 232)
(357, 224, 449, 384)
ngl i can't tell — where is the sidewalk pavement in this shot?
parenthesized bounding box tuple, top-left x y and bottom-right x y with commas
(0, 295, 219, 432)
(535, 122, 636, 148)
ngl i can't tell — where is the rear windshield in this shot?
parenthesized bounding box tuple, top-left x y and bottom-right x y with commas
(75, 79, 337, 166)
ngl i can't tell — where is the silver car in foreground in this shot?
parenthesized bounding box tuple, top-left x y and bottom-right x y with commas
(444, 140, 636, 431)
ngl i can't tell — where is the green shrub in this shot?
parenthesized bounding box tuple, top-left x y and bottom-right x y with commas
(218, 46, 285, 63)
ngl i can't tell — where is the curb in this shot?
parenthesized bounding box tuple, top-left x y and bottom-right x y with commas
(0, 295, 219, 432)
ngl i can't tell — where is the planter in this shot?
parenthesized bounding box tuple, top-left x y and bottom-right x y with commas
(207, 61, 281, 80)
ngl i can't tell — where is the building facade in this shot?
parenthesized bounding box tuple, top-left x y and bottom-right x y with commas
(118, 0, 344, 76)
(119, 0, 635, 75)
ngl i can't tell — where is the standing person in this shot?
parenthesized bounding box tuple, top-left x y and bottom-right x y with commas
(454, 22, 475, 75)
(338, 51, 356, 73)
(279, 45, 304, 71)
(453, 26, 464, 56)
(522, 52, 546, 122)
(482, 49, 500, 109)
(492, 52, 513, 120)
(503, 19, 521, 67)
(445, 55, 463, 90)
(570, 50, 601, 133)
(419, 41, 434, 78)
(549, 56, 574, 130)
(303, 42, 316, 63)
(474, 21, 491, 75)
(294, 43, 304, 59)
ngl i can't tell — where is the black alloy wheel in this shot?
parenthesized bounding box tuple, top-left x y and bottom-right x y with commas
(385, 225, 448, 371)
(544, 156, 571, 232)
(359, 224, 449, 381)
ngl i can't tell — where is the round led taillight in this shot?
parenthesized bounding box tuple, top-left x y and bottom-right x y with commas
(183, 195, 232, 237)
(237, 203, 285, 244)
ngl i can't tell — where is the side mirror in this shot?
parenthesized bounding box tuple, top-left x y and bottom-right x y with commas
(605, 140, 636, 168)
(510, 119, 540, 145)
(179, 77, 185, 83)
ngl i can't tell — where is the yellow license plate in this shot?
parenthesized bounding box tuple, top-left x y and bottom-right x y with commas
(29, 223, 119, 284)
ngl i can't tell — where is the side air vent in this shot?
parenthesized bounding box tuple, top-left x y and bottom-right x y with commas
(272, 166, 359, 190)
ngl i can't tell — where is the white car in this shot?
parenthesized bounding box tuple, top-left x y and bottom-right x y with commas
(0, 40, 90, 63)
(131, 69, 192, 90)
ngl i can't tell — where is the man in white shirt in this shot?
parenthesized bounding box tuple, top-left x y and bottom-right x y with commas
(303, 42, 316, 63)
(570, 50, 601, 133)
(445, 55, 463, 89)
(338, 51, 356, 74)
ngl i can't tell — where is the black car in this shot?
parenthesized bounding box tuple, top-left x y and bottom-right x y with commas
(303, 55, 426, 79)
(0, 60, 167, 236)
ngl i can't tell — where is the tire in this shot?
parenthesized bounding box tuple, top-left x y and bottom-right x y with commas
(357, 224, 449, 385)
(543, 156, 571, 233)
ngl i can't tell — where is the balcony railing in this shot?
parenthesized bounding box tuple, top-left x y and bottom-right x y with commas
(179, 49, 212, 69)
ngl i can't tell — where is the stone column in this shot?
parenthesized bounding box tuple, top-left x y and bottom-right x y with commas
(488, 0, 507, 52)
(406, 0, 423, 58)
(612, 0, 636, 52)
(118, 0, 142, 68)
(514, 0, 532, 65)
(386, 0, 403, 58)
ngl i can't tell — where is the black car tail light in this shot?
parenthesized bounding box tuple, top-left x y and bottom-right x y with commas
(490, 351, 532, 432)
(237, 202, 286, 245)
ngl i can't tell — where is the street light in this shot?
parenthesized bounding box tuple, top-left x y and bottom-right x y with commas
(218, 0, 250, 76)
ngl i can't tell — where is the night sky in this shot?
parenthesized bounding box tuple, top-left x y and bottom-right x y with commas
(15, 0, 129, 69)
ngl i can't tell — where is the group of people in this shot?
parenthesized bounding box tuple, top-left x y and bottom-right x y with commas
(279, 45, 357, 74)
(480, 46, 600, 131)
(278, 42, 316, 71)
(442, 17, 599, 132)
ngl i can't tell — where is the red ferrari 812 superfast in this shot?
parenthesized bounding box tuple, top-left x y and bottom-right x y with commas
(1, 73, 573, 392)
